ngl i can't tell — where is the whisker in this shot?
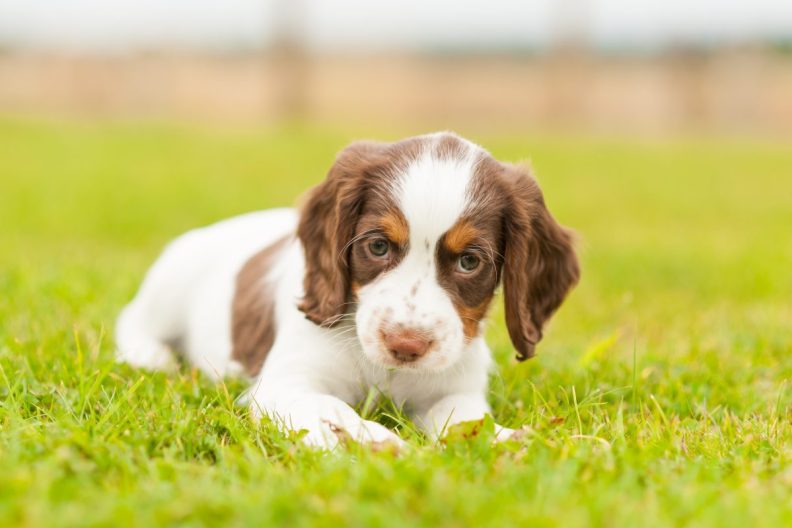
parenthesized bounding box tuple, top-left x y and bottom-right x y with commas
(468, 241, 501, 267)
(339, 228, 380, 262)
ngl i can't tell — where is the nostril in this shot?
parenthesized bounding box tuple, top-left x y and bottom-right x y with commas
(383, 331, 432, 363)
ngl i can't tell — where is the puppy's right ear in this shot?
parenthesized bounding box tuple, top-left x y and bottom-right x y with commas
(296, 142, 386, 327)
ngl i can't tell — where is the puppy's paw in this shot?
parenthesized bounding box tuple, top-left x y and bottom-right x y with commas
(494, 425, 526, 443)
(356, 419, 406, 450)
(318, 418, 405, 451)
(249, 403, 405, 451)
(116, 342, 178, 373)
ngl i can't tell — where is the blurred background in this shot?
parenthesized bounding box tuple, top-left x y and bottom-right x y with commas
(2, 4, 792, 525)
(1, 0, 791, 136)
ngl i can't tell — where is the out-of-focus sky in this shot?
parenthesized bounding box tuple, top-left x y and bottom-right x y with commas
(0, 0, 791, 53)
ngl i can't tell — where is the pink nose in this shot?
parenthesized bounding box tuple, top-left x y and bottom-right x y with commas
(383, 330, 432, 363)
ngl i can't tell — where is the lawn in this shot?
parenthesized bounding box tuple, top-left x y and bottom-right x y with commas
(1, 116, 790, 527)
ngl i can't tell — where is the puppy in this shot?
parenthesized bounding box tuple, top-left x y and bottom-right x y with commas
(116, 132, 579, 448)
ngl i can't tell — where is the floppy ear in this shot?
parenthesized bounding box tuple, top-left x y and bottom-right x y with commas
(501, 164, 580, 360)
(296, 141, 386, 327)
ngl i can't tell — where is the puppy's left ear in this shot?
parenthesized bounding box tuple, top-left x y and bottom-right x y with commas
(500, 164, 580, 360)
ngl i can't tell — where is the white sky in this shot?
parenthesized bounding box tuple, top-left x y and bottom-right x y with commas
(0, 0, 791, 52)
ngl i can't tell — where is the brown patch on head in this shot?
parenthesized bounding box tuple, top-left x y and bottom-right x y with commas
(339, 137, 430, 295)
(431, 146, 579, 351)
(231, 235, 291, 376)
(436, 215, 503, 342)
(297, 138, 423, 326)
(427, 150, 509, 341)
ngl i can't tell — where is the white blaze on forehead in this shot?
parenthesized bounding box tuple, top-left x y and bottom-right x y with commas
(395, 136, 479, 246)
(355, 134, 482, 372)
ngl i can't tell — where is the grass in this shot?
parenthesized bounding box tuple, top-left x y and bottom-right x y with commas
(1, 116, 791, 527)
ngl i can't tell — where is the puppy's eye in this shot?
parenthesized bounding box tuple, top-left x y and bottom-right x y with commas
(368, 238, 390, 258)
(457, 253, 480, 273)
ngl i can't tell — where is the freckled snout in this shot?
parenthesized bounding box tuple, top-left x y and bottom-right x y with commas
(382, 328, 433, 363)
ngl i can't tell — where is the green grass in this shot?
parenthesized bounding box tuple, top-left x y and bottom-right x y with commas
(1, 116, 791, 527)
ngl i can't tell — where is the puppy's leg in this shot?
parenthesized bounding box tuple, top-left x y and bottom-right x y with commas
(115, 303, 177, 372)
(414, 393, 516, 442)
(249, 389, 404, 450)
(116, 231, 198, 373)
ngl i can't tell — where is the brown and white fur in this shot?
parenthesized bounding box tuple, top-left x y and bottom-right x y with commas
(115, 132, 579, 448)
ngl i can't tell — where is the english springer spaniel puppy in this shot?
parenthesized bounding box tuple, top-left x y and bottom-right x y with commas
(116, 132, 579, 448)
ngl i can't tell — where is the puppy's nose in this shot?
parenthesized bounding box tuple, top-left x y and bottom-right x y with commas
(384, 330, 432, 363)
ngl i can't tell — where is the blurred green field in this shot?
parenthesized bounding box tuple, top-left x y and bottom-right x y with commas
(1, 116, 791, 527)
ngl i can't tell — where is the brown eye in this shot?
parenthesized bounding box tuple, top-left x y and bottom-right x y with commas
(368, 238, 390, 257)
(457, 253, 480, 273)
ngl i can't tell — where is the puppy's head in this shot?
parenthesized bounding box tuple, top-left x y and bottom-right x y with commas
(297, 133, 579, 371)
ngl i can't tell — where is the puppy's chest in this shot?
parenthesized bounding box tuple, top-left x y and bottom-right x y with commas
(352, 366, 444, 411)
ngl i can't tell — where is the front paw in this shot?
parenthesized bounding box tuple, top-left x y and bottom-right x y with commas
(311, 418, 405, 451)
(494, 425, 518, 442)
(442, 419, 523, 444)
(494, 424, 531, 443)
(248, 397, 404, 451)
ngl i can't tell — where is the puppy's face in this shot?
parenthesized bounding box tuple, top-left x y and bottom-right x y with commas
(298, 133, 579, 372)
(349, 143, 503, 371)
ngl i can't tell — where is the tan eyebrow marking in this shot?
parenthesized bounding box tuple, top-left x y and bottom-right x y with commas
(443, 219, 481, 254)
(380, 210, 409, 246)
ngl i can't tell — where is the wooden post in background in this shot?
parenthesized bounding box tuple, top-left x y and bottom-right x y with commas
(270, 0, 310, 123)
